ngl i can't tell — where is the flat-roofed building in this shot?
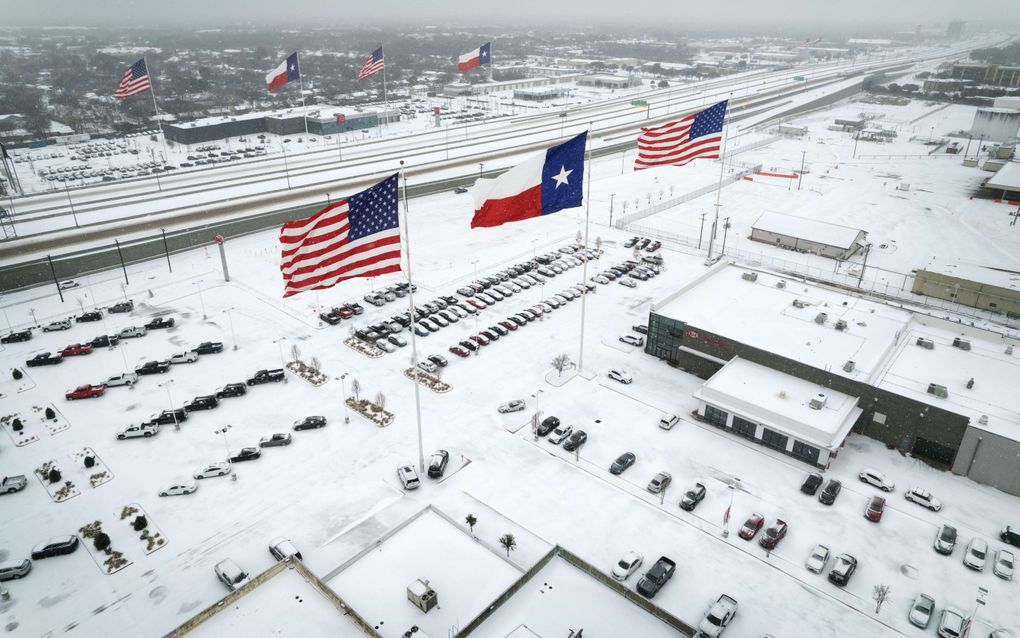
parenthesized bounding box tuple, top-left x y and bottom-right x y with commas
(749, 211, 867, 260)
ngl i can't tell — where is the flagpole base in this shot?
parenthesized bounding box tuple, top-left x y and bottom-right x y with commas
(722, 530, 729, 538)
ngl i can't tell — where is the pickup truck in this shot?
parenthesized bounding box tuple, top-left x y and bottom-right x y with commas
(696, 594, 738, 637)
(246, 369, 285, 386)
(0, 475, 28, 494)
(26, 352, 63, 367)
(65, 384, 106, 400)
(636, 555, 676, 598)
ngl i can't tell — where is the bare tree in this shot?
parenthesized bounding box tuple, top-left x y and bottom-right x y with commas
(873, 584, 891, 614)
(289, 344, 301, 363)
(310, 356, 321, 372)
(575, 229, 583, 245)
(594, 236, 602, 252)
(551, 353, 572, 377)
(498, 533, 517, 558)
(351, 378, 361, 402)
(374, 391, 386, 410)
(465, 514, 477, 533)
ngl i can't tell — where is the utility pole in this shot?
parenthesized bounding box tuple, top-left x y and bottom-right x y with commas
(698, 213, 707, 249)
(609, 194, 615, 228)
(798, 150, 806, 190)
(720, 217, 732, 255)
(857, 243, 872, 288)
(160, 228, 172, 272)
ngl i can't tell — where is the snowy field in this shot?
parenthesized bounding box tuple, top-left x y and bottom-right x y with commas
(1, 89, 1020, 637)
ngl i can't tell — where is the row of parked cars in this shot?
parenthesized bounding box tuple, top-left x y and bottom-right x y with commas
(396, 450, 453, 490)
(623, 236, 662, 253)
(592, 259, 661, 288)
(2, 300, 139, 345)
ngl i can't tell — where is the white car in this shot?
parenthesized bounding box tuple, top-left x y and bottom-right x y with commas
(194, 462, 232, 479)
(858, 468, 895, 492)
(908, 593, 935, 629)
(169, 351, 199, 364)
(619, 278, 637, 288)
(611, 551, 643, 581)
(497, 400, 526, 414)
(620, 335, 644, 347)
(116, 423, 159, 439)
(388, 334, 407, 348)
(42, 319, 72, 332)
(993, 548, 1014, 580)
(397, 464, 420, 490)
(659, 414, 680, 430)
(938, 607, 965, 638)
(105, 372, 139, 387)
(904, 486, 942, 511)
(269, 537, 302, 561)
(548, 424, 573, 445)
(805, 544, 830, 574)
(159, 482, 198, 497)
(376, 339, 396, 353)
(118, 326, 147, 339)
(417, 360, 437, 374)
(608, 369, 633, 384)
(963, 537, 988, 571)
(214, 558, 250, 591)
(59, 280, 80, 290)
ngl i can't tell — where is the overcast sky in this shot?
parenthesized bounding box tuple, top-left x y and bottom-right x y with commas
(4, 0, 1019, 30)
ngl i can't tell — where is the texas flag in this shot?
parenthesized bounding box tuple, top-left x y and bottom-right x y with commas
(471, 131, 587, 229)
(458, 42, 491, 72)
(266, 52, 300, 92)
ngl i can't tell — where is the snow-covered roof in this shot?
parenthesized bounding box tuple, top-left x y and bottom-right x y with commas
(752, 211, 866, 249)
(985, 161, 1020, 192)
(874, 316, 1020, 441)
(918, 257, 1020, 291)
(695, 357, 862, 449)
(654, 265, 913, 383)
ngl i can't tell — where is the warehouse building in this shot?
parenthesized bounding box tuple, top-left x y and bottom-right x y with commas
(513, 86, 569, 101)
(911, 258, 1020, 318)
(163, 105, 395, 145)
(983, 160, 1020, 201)
(749, 211, 867, 260)
(576, 74, 642, 89)
(951, 63, 1020, 88)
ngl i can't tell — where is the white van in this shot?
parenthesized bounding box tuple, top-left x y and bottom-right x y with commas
(659, 414, 680, 430)
(215, 558, 250, 591)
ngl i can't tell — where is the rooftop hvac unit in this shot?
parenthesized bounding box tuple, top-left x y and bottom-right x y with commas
(815, 312, 828, 325)
(407, 578, 438, 613)
(792, 299, 806, 309)
(809, 393, 827, 409)
(979, 415, 989, 425)
(776, 279, 786, 289)
(916, 338, 935, 350)
(927, 383, 948, 399)
(741, 272, 758, 282)
(843, 360, 855, 372)
(835, 319, 848, 332)
(952, 337, 971, 351)
(1007, 345, 1014, 355)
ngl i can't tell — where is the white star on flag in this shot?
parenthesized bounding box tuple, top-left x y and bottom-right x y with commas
(551, 165, 572, 188)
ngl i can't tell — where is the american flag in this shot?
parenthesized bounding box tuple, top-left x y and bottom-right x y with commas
(358, 47, 385, 81)
(114, 58, 152, 99)
(634, 100, 728, 170)
(279, 174, 402, 298)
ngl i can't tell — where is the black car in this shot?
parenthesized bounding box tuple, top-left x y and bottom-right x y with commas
(136, 360, 171, 375)
(149, 409, 188, 425)
(228, 447, 261, 463)
(440, 295, 458, 305)
(26, 352, 63, 367)
(88, 334, 120, 348)
(801, 472, 824, 496)
(610, 452, 636, 475)
(537, 416, 560, 437)
(563, 430, 587, 452)
(184, 395, 219, 411)
(828, 554, 858, 586)
(194, 341, 224, 354)
(31, 536, 80, 560)
(1, 330, 32, 344)
(216, 383, 247, 399)
(108, 300, 134, 313)
(427, 354, 448, 368)
(145, 317, 175, 330)
(293, 416, 327, 431)
(680, 483, 707, 511)
(819, 479, 842, 505)
(428, 450, 450, 478)
(458, 339, 478, 352)
(319, 311, 342, 325)
(75, 311, 103, 323)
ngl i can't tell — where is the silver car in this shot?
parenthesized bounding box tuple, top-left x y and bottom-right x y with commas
(805, 544, 830, 574)
(0, 559, 31, 581)
(194, 462, 232, 479)
(105, 372, 139, 387)
(994, 549, 1015, 580)
(214, 558, 250, 591)
(938, 607, 965, 638)
(963, 538, 988, 571)
(118, 326, 147, 339)
(159, 482, 198, 497)
(269, 537, 302, 561)
(908, 593, 935, 629)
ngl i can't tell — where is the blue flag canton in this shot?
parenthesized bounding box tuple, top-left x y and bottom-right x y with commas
(348, 174, 399, 242)
(690, 100, 728, 140)
(370, 47, 383, 62)
(539, 131, 587, 216)
(286, 52, 301, 81)
(130, 58, 148, 80)
(479, 42, 491, 66)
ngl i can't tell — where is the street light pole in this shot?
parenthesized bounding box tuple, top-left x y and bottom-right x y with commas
(193, 281, 207, 320)
(160, 380, 178, 430)
(215, 425, 232, 460)
(609, 193, 615, 228)
(339, 373, 351, 424)
(225, 307, 238, 350)
(797, 151, 806, 191)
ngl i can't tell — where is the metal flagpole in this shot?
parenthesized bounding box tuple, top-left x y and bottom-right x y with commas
(399, 161, 426, 474)
(577, 124, 593, 374)
(381, 45, 388, 126)
(145, 57, 170, 170)
(296, 52, 309, 135)
(706, 97, 731, 261)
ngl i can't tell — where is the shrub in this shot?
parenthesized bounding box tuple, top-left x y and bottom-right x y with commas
(45, 407, 56, 420)
(132, 515, 148, 531)
(84, 456, 96, 468)
(48, 468, 62, 484)
(93, 532, 111, 553)
(12, 419, 23, 432)
(12, 368, 23, 380)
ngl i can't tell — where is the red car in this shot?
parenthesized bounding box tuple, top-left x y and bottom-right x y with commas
(65, 384, 105, 400)
(449, 345, 470, 358)
(499, 320, 518, 332)
(60, 343, 94, 357)
(466, 298, 487, 310)
(738, 513, 765, 540)
(470, 334, 490, 347)
(864, 496, 886, 522)
(332, 306, 355, 319)
(759, 519, 788, 550)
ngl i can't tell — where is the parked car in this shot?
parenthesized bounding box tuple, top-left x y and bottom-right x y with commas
(215, 558, 250, 591)
(449, 345, 470, 358)
(376, 338, 396, 353)
(229, 447, 261, 463)
(118, 326, 147, 339)
(388, 334, 407, 348)
(397, 464, 420, 490)
(1000, 525, 1020, 549)
(937, 607, 965, 638)
(42, 319, 72, 332)
(0, 475, 28, 494)
(647, 472, 672, 494)
(636, 556, 676, 598)
(259, 433, 292, 447)
(149, 409, 187, 426)
(135, 360, 170, 375)
(319, 311, 342, 325)
(498, 400, 526, 414)
(428, 354, 448, 368)
(909, 593, 936, 629)
(144, 317, 175, 330)
(194, 462, 232, 479)
(75, 311, 103, 323)
(801, 472, 823, 495)
(658, 414, 680, 430)
(608, 368, 632, 384)
(905, 486, 942, 511)
(858, 468, 895, 492)
(31, 536, 80, 560)
(680, 483, 707, 511)
(738, 513, 765, 540)
(548, 424, 573, 445)
(108, 300, 134, 313)
(293, 416, 326, 430)
(88, 334, 119, 348)
(994, 549, 1015, 580)
(105, 372, 138, 387)
(620, 335, 644, 347)
(216, 383, 247, 398)
(610, 551, 644, 582)
(537, 416, 559, 436)
(864, 496, 886, 522)
(934, 524, 958, 555)
(26, 352, 62, 367)
(963, 538, 988, 570)
(0, 559, 32, 581)
(269, 537, 302, 561)
(806, 544, 830, 574)
(819, 479, 842, 505)
(619, 278, 637, 288)
(417, 360, 437, 374)
(247, 369, 285, 385)
(159, 482, 198, 497)
(697, 594, 738, 638)
(759, 519, 788, 550)
(610, 452, 636, 475)
(563, 430, 587, 451)
(65, 384, 105, 400)
(195, 341, 224, 354)
(117, 423, 159, 439)
(1, 330, 32, 343)
(428, 450, 450, 478)
(828, 553, 857, 586)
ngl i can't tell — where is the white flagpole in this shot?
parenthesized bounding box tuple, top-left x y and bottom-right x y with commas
(381, 45, 388, 126)
(145, 57, 170, 170)
(296, 52, 309, 135)
(706, 96, 731, 261)
(399, 161, 426, 474)
(577, 124, 593, 374)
